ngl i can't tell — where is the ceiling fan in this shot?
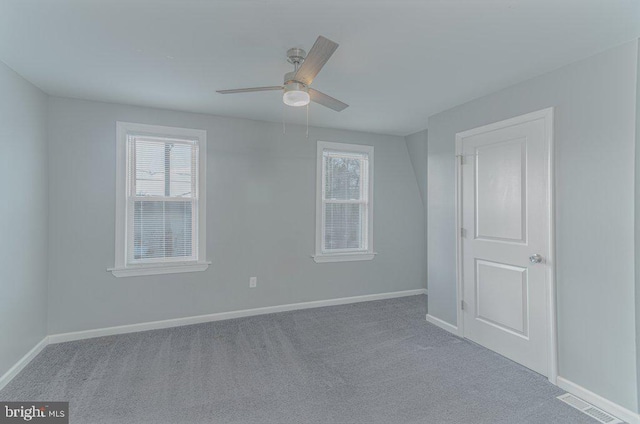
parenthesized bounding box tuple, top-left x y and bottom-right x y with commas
(217, 36, 348, 112)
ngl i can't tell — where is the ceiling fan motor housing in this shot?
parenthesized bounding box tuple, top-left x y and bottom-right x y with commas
(284, 71, 303, 85)
(283, 71, 308, 93)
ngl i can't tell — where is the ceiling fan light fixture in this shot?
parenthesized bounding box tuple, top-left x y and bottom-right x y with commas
(283, 82, 310, 107)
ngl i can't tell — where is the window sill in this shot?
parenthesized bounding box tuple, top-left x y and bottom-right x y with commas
(312, 252, 376, 263)
(108, 261, 210, 278)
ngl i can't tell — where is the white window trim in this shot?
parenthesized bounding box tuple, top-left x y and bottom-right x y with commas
(313, 141, 376, 263)
(109, 122, 209, 277)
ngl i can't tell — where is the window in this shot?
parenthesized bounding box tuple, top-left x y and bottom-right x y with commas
(314, 141, 375, 263)
(110, 122, 208, 277)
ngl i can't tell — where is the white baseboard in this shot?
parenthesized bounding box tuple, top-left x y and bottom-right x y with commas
(425, 314, 460, 336)
(0, 337, 49, 391)
(49, 289, 428, 344)
(556, 376, 640, 424)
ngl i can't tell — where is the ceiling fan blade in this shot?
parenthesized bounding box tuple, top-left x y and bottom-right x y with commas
(216, 86, 283, 94)
(294, 36, 339, 86)
(309, 88, 348, 112)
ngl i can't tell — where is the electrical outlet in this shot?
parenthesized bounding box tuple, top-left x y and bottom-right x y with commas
(249, 277, 257, 288)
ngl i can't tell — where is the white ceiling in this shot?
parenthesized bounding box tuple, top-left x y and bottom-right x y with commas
(1, 0, 639, 136)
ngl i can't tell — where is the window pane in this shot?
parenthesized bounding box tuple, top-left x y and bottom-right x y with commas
(133, 201, 193, 260)
(324, 154, 363, 200)
(135, 140, 166, 196)
(324, 203, 365, 251)
(169, 143, 194, 197)
(134, 138, 195, 198)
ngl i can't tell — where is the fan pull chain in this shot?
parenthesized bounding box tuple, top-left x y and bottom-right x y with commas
(306, 103, 309, 138)
(282, 101, 286, 134)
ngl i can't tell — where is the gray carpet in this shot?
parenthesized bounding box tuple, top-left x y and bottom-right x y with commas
(1, 295, 597, 423)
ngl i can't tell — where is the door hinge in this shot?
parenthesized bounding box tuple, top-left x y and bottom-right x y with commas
(458, 154, 475, 165)
(461, 300, 466, 310)
(460, 228, 467, 238)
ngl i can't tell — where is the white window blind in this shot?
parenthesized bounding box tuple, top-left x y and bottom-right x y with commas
(322, 149, 370, 252)
(127, 135, 199, 264)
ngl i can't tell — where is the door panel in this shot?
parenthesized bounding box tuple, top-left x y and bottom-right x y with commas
(475, 260, 528, 337)
(460, 112, 550, 376)
(475, 137, 526, 243)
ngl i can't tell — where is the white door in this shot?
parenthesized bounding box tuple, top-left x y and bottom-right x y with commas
(458, 109, 552, 376)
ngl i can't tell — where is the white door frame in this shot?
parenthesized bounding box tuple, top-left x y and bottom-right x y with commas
(454, 107, 558, 384)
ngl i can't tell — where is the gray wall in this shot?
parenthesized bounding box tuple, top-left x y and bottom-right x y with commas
(405, 130, 428, 290)
(636, 39, 640, 411)
(47, 97, 425, 334)
(427, 41, 638, 411)
(0, 61, 49, 377)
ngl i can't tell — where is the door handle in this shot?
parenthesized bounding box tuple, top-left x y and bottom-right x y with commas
(529, 254, 543, 264)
